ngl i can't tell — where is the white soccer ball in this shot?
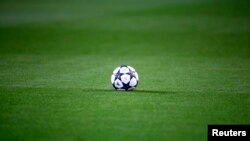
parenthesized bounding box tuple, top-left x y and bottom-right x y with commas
(111, 65, 139, 91)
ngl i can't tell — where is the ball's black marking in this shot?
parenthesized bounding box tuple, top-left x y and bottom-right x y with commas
(120, 65, 127, 67)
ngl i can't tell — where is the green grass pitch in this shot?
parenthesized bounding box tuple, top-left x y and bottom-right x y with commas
(0, 0, 250, 141)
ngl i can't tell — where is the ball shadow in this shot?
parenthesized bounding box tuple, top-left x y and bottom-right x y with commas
(81, 88, 176, 95)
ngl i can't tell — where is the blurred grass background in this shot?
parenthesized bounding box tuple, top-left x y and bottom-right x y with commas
(0, 0, 250, 141)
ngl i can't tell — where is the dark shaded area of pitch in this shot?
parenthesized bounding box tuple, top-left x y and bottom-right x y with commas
(81, 88, 177, 95)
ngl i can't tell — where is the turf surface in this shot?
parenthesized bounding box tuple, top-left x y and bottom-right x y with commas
(0, 0, 250, 141)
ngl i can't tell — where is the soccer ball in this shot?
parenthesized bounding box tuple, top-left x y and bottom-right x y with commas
(111, 65, 139, 91)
